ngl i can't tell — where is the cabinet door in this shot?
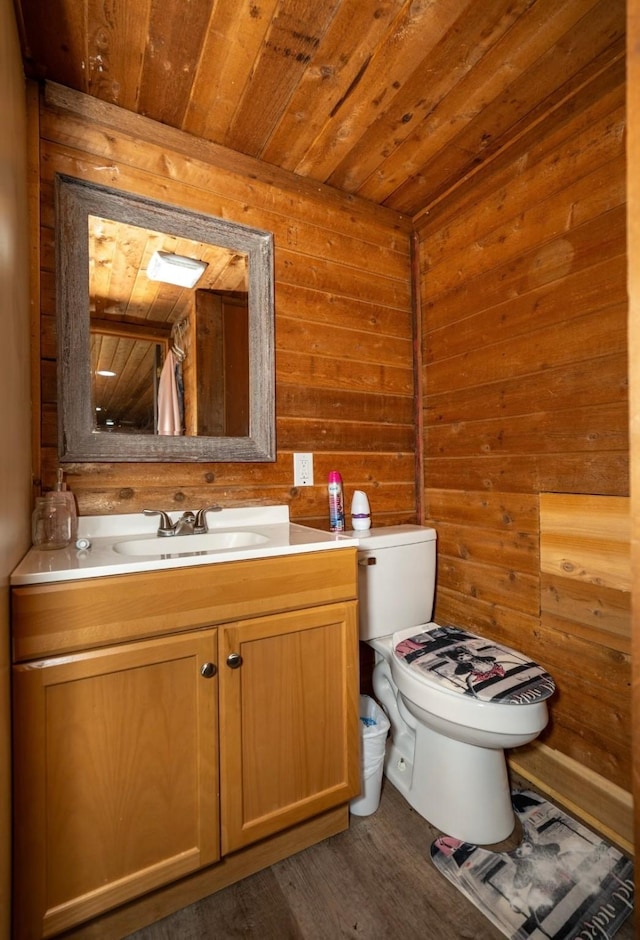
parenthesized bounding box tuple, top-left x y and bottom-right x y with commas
(219, 602, 360, 853)
(13, 630, 219, 939)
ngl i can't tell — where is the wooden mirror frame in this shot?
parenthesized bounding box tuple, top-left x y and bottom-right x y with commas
(55, 175, 275, 462)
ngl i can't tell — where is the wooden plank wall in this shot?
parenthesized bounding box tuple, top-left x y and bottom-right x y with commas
(35, 82, 415, 529)
(629, 0, 640, 883)
(534, 494, 632, 851)
(416, 56, 629, 838)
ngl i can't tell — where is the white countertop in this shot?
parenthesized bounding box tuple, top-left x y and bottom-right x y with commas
(11, 505, 358, 586)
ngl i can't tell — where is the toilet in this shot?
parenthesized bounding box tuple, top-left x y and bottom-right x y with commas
(356, 524, 555, 845)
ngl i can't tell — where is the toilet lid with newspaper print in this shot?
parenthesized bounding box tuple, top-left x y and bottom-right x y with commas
(394, 626, 555, 705)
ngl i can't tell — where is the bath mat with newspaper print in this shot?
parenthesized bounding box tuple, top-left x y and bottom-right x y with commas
(430, 790, 633, 939)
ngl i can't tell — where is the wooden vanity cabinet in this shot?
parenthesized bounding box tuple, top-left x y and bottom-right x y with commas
(219, 602, 359, 853)
(12, 630, 220, 939)
(11, 549, 359, 939)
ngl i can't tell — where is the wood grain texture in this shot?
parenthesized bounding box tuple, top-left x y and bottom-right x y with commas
(11, 549, 358, 661)
(219, 603, 360, 853)
(10, 0, 633, 889)
(13, 631, 220, 938)
(55, 806, 350, 940)
(540, 574, 631, 653)
(13, 0, 625, 217)
(540, 493, 630, 590)
(421, 54, 629, 804)
(124, 777, 633, 940)
(538, 495, 631, 791)
(33, 84, 415, 519)
(628, 0, 640, 896)
(12, 556, 360, 938)
(55, 175, 276, 462)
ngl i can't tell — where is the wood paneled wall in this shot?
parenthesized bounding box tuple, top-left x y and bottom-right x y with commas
(417, 55, 629, 836)
(630, 0, 640, 885)
(35, 82, 415, 529)
(2, 1, 34, 932)
(33, 57, 631, 846)
(539, 495, 630, 783)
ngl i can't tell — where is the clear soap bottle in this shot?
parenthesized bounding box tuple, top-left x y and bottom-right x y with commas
(32, 494, 72, 550)
(54, 468, 78, 542)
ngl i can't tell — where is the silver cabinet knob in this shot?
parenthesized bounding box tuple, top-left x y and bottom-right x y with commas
(226, 653, 243, 669)
(200, 662, 217, 678)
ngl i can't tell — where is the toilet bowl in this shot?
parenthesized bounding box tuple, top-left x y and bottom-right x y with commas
(354, 525, 555, 845)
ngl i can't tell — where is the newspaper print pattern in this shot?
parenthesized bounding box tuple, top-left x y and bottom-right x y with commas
(394, 626, 555, 705)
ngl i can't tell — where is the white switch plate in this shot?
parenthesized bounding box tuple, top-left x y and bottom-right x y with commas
(293, 452, 314, 486)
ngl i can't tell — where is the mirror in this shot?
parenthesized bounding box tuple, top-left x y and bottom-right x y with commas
(55, 175, 275, 462)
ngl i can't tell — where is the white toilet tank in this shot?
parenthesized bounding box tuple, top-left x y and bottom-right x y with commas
(355, 525, 437, 641)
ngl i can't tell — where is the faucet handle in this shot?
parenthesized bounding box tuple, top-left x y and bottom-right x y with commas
(194, 505, 222, 533)
(143, 509, 174, 536)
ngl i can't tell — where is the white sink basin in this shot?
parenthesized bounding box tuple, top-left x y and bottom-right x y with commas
(11, 506, 357, 586)
(113, 531, 270, 557)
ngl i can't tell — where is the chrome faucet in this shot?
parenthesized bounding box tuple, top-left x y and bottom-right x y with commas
(143, 506, 222, 537)
(194, 505, 222, 533)
(173, 511, 196, 536)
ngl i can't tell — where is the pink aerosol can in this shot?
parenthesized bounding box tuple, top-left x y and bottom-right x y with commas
(328, 470, 345, 532)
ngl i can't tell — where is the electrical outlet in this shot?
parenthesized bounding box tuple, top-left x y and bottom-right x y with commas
(293, 452, 314, 486)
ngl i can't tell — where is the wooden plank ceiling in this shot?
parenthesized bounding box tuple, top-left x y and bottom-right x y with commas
(15, 0, 625, 219)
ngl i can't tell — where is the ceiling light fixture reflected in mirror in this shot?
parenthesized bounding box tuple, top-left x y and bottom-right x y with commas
(147, 250, 208, 288)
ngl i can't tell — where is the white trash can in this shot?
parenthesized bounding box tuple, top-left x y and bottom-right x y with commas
(349, 695, 390, 816)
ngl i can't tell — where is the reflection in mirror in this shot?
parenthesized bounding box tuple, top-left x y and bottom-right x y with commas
(56, 176, 275, 462)
(88, 216, 250, 437)
(91, 334, 160, 432)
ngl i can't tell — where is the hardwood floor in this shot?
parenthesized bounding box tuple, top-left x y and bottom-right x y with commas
(125, 779, 635, 940)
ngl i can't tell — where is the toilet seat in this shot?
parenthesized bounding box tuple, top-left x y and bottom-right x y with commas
(393, 625, 555, 705)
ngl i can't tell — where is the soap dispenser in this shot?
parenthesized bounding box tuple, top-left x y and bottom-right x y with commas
(32, 492, 72, 550)
(53, 468, 78, 542)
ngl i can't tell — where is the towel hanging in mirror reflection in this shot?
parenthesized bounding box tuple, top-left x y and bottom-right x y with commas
(157, 349, 183, 435)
